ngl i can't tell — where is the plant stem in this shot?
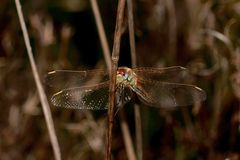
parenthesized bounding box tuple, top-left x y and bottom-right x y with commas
(89, 1, 136, 159)
(119, 110, 137, 160)
(106, 0, 126, 160)
(127, 0, 143, 159)
(15, 1, 61, 160)
(165, 0, 177, 64)
(127, 0, 137, 67)
(90, 0, 111, 71)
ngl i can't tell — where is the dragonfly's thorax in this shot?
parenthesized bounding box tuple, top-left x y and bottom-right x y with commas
(116, 67, 137, 87)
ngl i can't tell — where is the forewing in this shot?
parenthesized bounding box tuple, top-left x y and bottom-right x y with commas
(133, 66, 188, 83)
(133, 78, 206, 108)
(51, 82, 109, 110)
(45, 69, 109, 90)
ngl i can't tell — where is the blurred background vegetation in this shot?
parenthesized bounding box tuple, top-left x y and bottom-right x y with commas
(0, 0, 240, 159)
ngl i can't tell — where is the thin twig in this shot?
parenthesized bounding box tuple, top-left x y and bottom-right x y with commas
(89, 1, 136, 159)
(119, 109, 137, 160)
(165, 0, 177, 64)
(119, 110, 137, 160)
(127, 0, 137, 67)
(90, 0, 111, 71)
(133, 104, 142, 160)
(107, 0, 126, 159)
(15, 1, 61, 160)
(127, 0, 143, 160)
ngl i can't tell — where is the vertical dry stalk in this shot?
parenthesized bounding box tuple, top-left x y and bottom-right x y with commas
(127, 0, 143, 160)
(90, 1, 136, 159)
(15, 1, 61, 160)
(107, 0, 126, 159)
(133, 104, 142, 160)
(165, 0, 177, 64)
(119, 111, 137, 160)
(127, 0, 137, 67)
(90, 0, 111, 71)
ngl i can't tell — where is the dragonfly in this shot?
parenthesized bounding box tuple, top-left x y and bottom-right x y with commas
(45, 66, 206, 110)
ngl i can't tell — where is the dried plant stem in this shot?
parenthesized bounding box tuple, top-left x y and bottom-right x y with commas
(133, 104, 142, 160)
(89, 1, 135, 159)
(119, 110, 137, 160)
(90, 0, 111, 71)
(107, 0, 126, 159)
(127, 0, 137, 67)
(165, 0, 177, 64)
(127, 0, 143, 160)
(15, 1, 61, 160)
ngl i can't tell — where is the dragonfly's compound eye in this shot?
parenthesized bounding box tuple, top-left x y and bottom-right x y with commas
(123, 73, 128, 79)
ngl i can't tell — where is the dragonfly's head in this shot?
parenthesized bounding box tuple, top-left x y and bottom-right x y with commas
(117, 67, 137, 86)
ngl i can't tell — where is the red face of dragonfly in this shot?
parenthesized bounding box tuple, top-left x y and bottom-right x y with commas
(116, 67, 137, 86)
(117, 67, 130, 78)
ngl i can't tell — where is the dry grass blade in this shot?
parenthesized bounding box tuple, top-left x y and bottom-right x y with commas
(203, 29, 234, 57)
(90, 1, 136, 159)
(165, 0, 177, 64)
(119, 111, 137, 160)
(14, 0, 61, 160)
(107, 0, 126, 159)
(133, 104, 142, 160)
(90, 0, 111, 71)
(127, 0, 137, 67)
(127, 0, 142, 159)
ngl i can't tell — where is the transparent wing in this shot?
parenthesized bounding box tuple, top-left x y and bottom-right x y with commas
(133, 66, 188, 83)
(133, 78, 206, 108)
(45, 69, 109, 90)
(51, 82, 109, 110)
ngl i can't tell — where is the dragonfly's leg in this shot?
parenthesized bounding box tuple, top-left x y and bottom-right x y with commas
(115, 84, 125, 116)
(114, 94, 125, 116)
(115, 86, 134, 116)
(114, 105, 123, 117)
(115, 84, 124, 106)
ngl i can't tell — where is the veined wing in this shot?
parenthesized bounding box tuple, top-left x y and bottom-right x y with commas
(51, 82, 109, 110)
(45, 69, 109, 90)
(133, 66, 188, 83)
(133, 78, 206, 108)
